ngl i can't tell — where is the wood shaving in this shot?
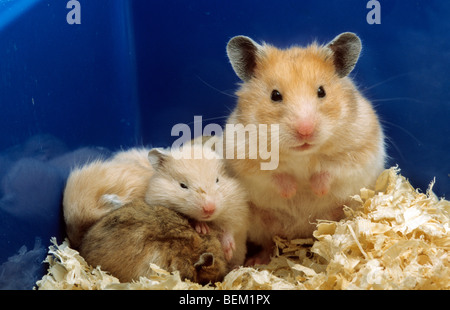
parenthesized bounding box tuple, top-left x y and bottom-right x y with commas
(36, 167, 450, 290)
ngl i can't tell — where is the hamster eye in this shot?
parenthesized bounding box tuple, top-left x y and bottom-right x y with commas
(271, 89, 283, 102)
(179, 182, 188, 189)
(216, 177, 219, 183)
(317, 86, 326, 98)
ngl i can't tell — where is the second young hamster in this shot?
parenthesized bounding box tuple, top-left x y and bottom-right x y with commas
(79, 199, 227, 285)
(224, 32, 386, 264)
(63, 143, 249, 268)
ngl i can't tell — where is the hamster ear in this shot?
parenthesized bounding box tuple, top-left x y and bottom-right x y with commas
(327, 32, 362, 78)
(148, 148, 169, 170)
(194, 252, 215, 270)
(227, 35, 262, 82)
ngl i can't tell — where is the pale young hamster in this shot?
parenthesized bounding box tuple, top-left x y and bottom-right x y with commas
(79, 199, 227, 284)
(63, 144, 249, 268)
(63, 148, 154, 248)
(224, 32, 386, 264)
(145, 144, 249, 268)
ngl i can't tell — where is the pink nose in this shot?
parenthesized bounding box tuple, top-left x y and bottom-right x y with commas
(202, 202, 216, 216)
(296, 120, 315, 139)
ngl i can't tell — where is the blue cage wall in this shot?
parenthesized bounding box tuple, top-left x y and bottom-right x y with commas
(0, 0, 448, 289)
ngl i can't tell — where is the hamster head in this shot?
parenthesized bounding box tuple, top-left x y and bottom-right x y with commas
(227, 33, 363, 156)
(145, 145, 245, 222)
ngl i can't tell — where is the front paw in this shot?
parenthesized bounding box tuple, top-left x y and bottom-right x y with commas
(195, 221, 210, 234)
(221, 231, 236, 262)
(310, 171, 331, 196)
(272, 173, 297, 199)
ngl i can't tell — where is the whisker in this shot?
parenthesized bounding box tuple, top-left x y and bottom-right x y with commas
(380, 119, 423, 146)
(372, 97, 428, 104)
(185, 116, 229, 127)
(383, 134, 406, 162)
(196, 75, 238, 99)
(362, 72, 413, 92)
(224, 104, 237, 114)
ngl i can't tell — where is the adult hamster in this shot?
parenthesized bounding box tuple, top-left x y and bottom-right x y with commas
(79, 199, 227, 284)
(225, 33, 386, 264)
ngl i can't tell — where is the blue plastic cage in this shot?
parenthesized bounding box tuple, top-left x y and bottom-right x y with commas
(0, 0, 448, 289)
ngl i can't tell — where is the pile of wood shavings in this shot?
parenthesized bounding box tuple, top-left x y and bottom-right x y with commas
(36, 167, 450, 290)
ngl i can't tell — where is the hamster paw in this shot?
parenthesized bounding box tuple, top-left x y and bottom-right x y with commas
(310, 171, 331, 196)
(244, 249, 272, 266)
(221, 231, 236, 262)
(272, 173, 297, 199)
(195, 221, 210, 234)
(100, 194, 124, 209)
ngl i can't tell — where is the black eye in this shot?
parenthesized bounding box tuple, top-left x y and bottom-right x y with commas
(317, 86, 326, 98)
(216, 177, 219, 183)
(179, 183, 188, 189)
(271, 89, 283, 102)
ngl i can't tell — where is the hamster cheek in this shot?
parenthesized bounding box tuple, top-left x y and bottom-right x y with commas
(272, 173, 297, 199)
(310, 171, 331, 196)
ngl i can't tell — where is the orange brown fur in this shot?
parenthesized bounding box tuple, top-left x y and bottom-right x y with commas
(79, 200, 227, 284)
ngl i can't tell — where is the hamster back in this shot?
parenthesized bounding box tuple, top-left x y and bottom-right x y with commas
(79, 199, 228, 284)
(63, 148, 153, 248)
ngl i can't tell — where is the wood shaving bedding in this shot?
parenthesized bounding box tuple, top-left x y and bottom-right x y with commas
(35, 167, 450, 290)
